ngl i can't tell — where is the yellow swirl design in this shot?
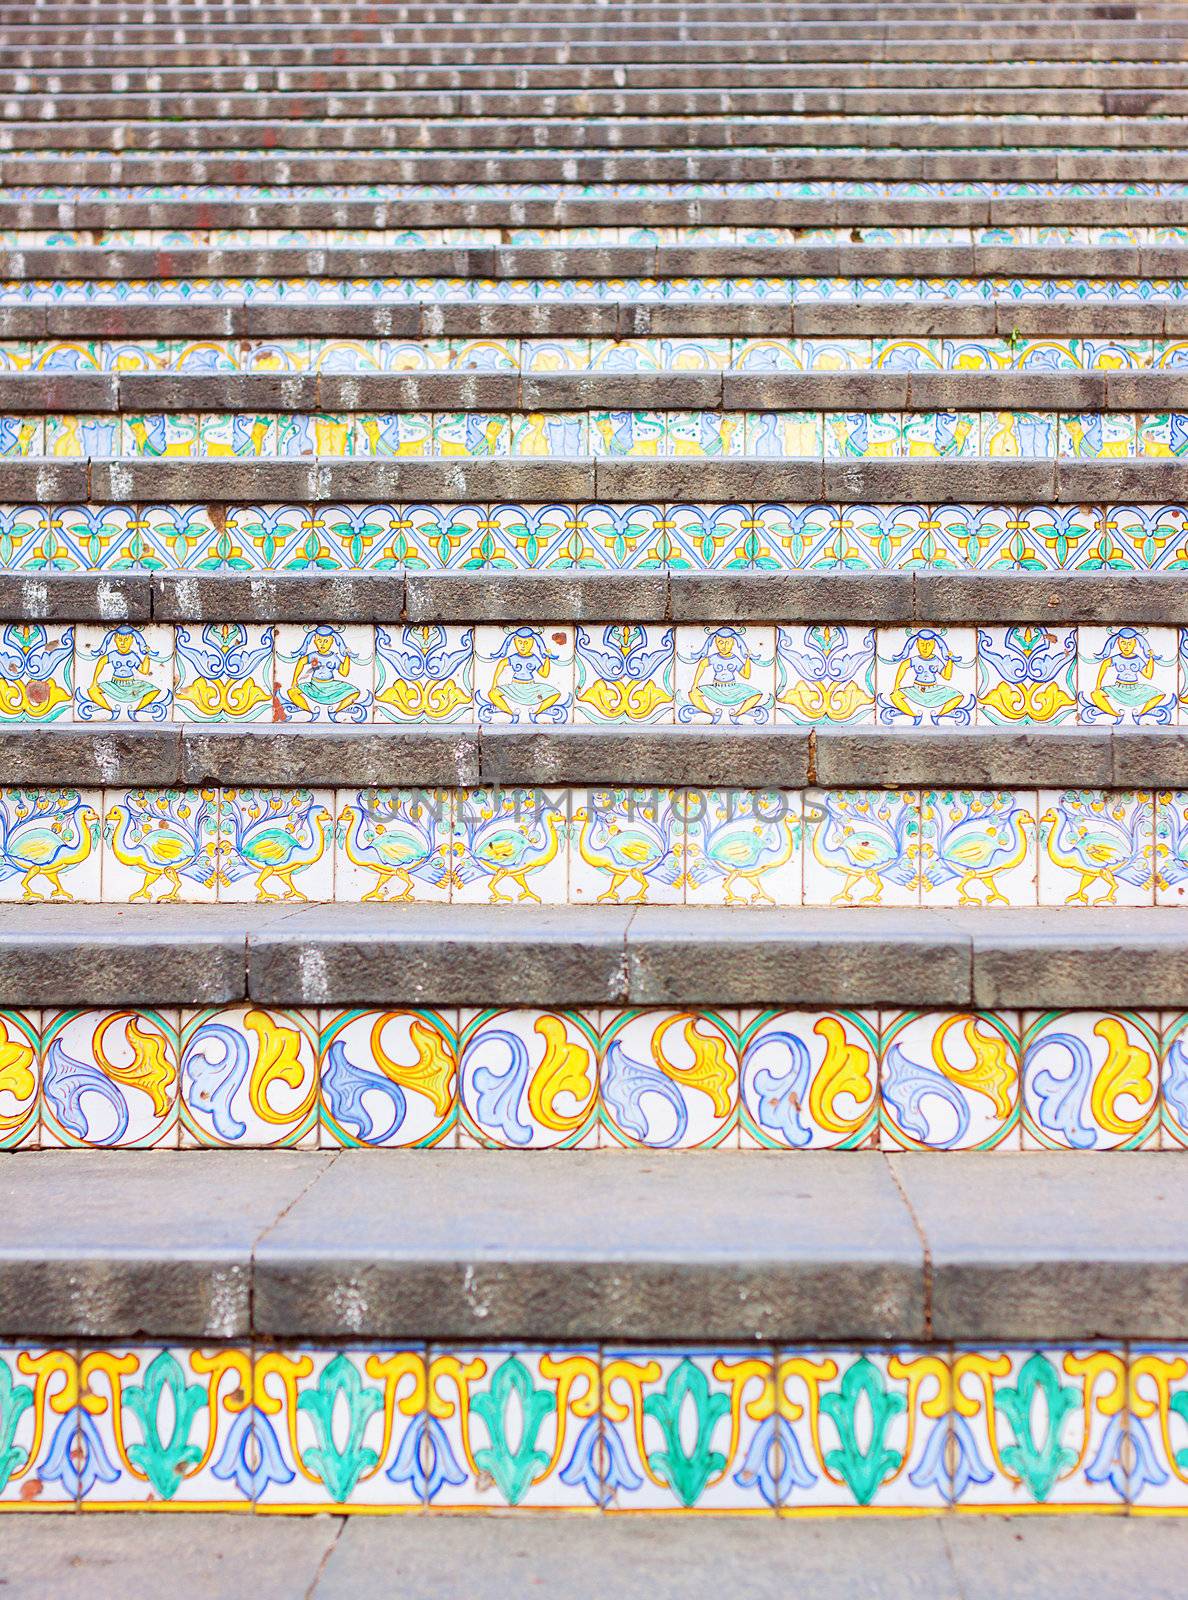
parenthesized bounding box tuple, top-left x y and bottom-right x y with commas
(0, 1030, 35, 1129)
(654, 1014, 734, 1117)
(1089, 1016, 1155, 1137)
(246, 1010, 316, 1125)
(809, 1016, 875, 1135)
(932, 1015, 1015, 1118)
(372, 1014, 456, 1115)
(94, 1012, 176, 1117)
(527, 1015, 594, 1132)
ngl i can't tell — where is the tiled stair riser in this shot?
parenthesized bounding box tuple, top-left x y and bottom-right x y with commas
(9, 410, 1188, 457)
(2, 784, 1186, 907)
(10, 181, 1188, 198)
(2, 617, 1185, 727)
(1, 501, 1187, 570)
(1, 1341, 1187, 1512)
(0, 1002, 1185, 1149)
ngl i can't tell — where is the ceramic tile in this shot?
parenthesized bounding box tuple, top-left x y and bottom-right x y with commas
(1037, 789, 1154, 906)
(0, 788, 102, 902)
(880, 1010, 1020, 1151)
(102, 788, 220, 903)
(876, 627, 976, 726)
(216, 789, 336, 903)
(179, 1005, 319, 1147)
(574, 624, 673, 723)
(738, 1009, 878, 1149)
(1021, 1010, 1160, 1149)
(335, 789, 453, 903)
(803, 789, 920, 907)
(474, 625, 574, 724)
(73, 624, 173, 722)
(919, 790, 1038, 907)
(458, 1008, 598, 1148)
(976, 625, 1077, 725)
(0, 622, 73, 722)
(681, 788, 802, 906)
(571, 788, 681, 905)
(174, 623, 274, 722)
(320, 1008, 457, 1148)
(1127, 1348, 1188, 1509)
(452, 788, 569, 905)
(273, 624, 374, 723)
(675, 625, 775, 726)
(775, 624, 875, 723)
(1077, 626, 1178, 725)
(1155, 791, 1188, 904)
(599, 1009, 738, 1149)
(0, 1347, 79, 1507)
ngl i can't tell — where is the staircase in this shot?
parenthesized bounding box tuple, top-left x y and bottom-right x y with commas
(0, 0, 1185, 1536)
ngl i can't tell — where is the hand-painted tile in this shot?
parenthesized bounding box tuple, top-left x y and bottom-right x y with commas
(74, 624, 173, 722)
(1037, 790, 1154, 906)
(0, 1347, 79, 1507)
(599, 1009, 737, 1149)
(1156, 791, 1188, 904)
(174, 623, 274, 721)
(40, 1008, 178, 1149)
(738, 1009, 878, 1149)
(1022, 1010, 1160, 1149)
(273, 624, 374, 723)
(0, 1009, 38, 1149)
(590, 411, 665, 456)
(681, 788, 801, 906)
(511, 413, 587, 455)
(216, 789, 335, 903)
(1077, 625, 1178, 725)
(0, 788, 101, 902)
(571, 788, 681, 904)
(976, 625, 1077, 724)
(675, 625, 775, 725)
(876, 627, 976, 726)
(803, 789, 920, 906)
(902, 411, 979, 457)
(1136, 413, 1188, 457)
(103, 788, 220, 903)
(574, 624, 673, 723)
(320, 1008, 456, 1148)
(951, 1347, 1128, 1508)
(880, 1010, 1020, 1151)
(335, 789, 452, 903)
(0, 623, 73, 722)
(452, 788, 568, 904)
(1059, 414, 1136, 458)
(1128, 1348, 1188, 1509)
(427, 1346, 601, 1509)
(919, 790, 1037, 907)
(667, 411, 743, 457)
(775, 624, 874, 723)
(981, 412, 1056, 456)
(179, 1006, 319, 1147)
(602, 1349, 776, 1509)
(78, 1347, 249, 1508)
(823, 413, 899, 458)
(743, 412, 823, 457)
(474, 625, 574, 723)
(458, 1009, 598, 1148)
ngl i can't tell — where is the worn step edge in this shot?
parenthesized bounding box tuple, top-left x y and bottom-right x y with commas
(0, 1146, 1184, 1344)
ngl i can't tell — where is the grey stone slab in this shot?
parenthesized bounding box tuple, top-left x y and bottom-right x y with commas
(668, 569, 913, 622)
(824, 459, 1058, 502)
(405, 570, 668, 622)
(1112, 728, 1188, 789)
(595, 458, 825, 502)
(254, 1149, 924, 1341)
(0, 726, 182, 786)
(914, 570, 1188, 624)
(966, 907, 1188, 1008)
(942, 1517, 1188, 1600)
(0, 904, 249, 1006)
(0, 573, 151, 622)
(318, 370, 519, 411)
(180, 725, 481, 788)
(894, 1152, 1188, 1340)
(905, 371, 1104, 411)
(811, 727, 1115, 789)
(118, 371, 319, 412)
(722, 371, 911, 411)
(626, 906, 973, 1007)
(247, 904, 633, 1007)
(0, 372, 116, 412)
(153, 571, 406, 622)
(1057, 459, 1188, 500)
(480, 725, 811, 788)
(521, 371, 723, 410)
(0, 1150, 330, 1339)
(0, 460, 88, 501)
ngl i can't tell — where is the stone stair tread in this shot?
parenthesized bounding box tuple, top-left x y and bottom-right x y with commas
(1, 1146, 1184, 1342)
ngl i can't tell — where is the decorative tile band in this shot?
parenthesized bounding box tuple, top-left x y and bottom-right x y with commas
(0, 501, 1185, 571)
(1, 1340, 1186, 1510)
(3, 618, 1185, 729)
(5, 277, 1188, 304)
(10, 179, 1188, 198)
(0, 1003, 1184, 1149)
(6, 410, 1188, 458)
(0, 784, 1183, 907)
(9, 336, 1188, 374)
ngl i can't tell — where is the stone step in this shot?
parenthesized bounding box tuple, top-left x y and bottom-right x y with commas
(0, 902, 1178, 1009)
(0, 1146, 1183, 1340)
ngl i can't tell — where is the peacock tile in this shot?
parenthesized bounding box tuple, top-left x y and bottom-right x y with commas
(742, 412, 824, 457)
(0, 788, 102, 903)
(802, 789, 920, 907)
(102, 788, 220, 903)
(474, 625, 573, 724)
(319, 1008, 456, 1148)
(216, 789, 336, 904)
(775, 624, 875, 723)
(174, 622, 275, 722)
(0, 621, 74, 722)
(77, 1346, 250, 1508)
(457, 1008, 598, 1148)
(427, 1345, 601, 1510)
(179, 1005, 319, 1147)
(776, 1348, 948, 1510)
(1037, 789, 1155, 906)
(738, 1008, 878, 1149)
(273, 624, 373, 723)
(254, 1347, 426, 1510)
(601, 1349, 776, 1510)
(1022, 1010, 1160, 1150)
(876, 627, 976, 727)
(452, 787, 569, 905)
(0, 1347, 79, 1507)
(571, 788, 681, 905)
(0, 1009, 38, 1149)
(880, 1010, 1021, 1151)
(674, 625, 775, 726)
(598, 1008, 738, 1149)
(1077, 625, 1178, 725)
(681, 788, 802, 907)
(1155, 791, 1188, 904)
(335, 788, 453, 904)
(919, 790, 1038, 908)
(1127, 1347, 1188, 1509)
(950, 1346, 1128, 1508)
(39, 1008, 179, 1149)
(573, 623, 673, 724)
(976, 625, 1078, 724)
(73, 624, 173, 723)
